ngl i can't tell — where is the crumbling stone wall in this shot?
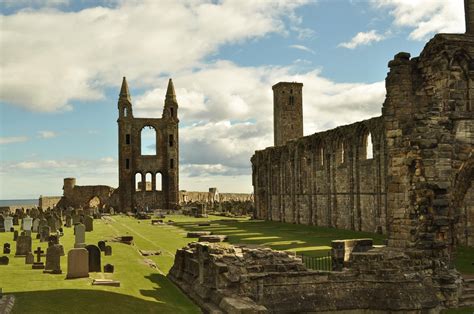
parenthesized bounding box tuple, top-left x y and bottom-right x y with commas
(179, 190, 253, 203)
(56, 178, 118, 210)
(169, 242, 442, 313)
(38, 196, 61, 210)
(252, 117, 387, 234)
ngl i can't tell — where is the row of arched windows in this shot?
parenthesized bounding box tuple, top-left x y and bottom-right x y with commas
(135, 173, 162, 192)
(317, 132, 374, 167)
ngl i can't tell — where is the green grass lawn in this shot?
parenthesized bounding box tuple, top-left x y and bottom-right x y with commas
(0, 215, 473, 313)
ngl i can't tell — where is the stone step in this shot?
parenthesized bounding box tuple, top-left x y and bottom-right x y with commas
(462, 287, 474, 294)
(459, 301, 474, 308)
(463, 278, 474, 284)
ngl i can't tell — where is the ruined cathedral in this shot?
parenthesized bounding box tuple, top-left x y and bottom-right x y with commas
(117, 77, 179, 212)
(251, 3, 474, 248)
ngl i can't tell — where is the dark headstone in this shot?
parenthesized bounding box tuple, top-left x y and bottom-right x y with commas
(84, 216, 93, 232)
(3, 243, 10, 254)
(98, 241, 106, 252)
(25, 252, 34, 264)
(32, 246, 45, 269)
(0, 256, 9, 265)
(44, 244, 64, 274)
(36, 233, 41, 240)
(15, 234, 32, 256)
(104, 245, 112, 256)
(9, 227, 14, 232)
(13, 230, 18, 241)
(85, 245, 101, 272)
(40, 225, 50, 242)
(104, 264, 114, 273)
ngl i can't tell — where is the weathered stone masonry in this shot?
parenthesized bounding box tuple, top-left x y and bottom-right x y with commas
(252, 32, 473, 248)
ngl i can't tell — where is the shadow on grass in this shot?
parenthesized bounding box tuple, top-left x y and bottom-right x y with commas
(174, 219, 386, 257)
(11, 284, 199, 314)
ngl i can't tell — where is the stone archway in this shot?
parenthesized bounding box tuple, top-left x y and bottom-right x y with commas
(88, 196, 101, 209)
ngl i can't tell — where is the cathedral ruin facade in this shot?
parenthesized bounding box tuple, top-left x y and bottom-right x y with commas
(251, 4, 474, 248)
(117, 78, 179, 212)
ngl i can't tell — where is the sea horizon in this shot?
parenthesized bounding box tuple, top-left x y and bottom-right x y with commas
(0, 199, 38, 207)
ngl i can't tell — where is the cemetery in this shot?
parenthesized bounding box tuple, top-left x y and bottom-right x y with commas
(0, 209, 473, 313)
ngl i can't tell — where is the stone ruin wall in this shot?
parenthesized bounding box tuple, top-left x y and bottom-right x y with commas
(38, 196, 62, 210)
(179, 191, 253, 204)
(252, 116, 388, 234)
(56, 178, 119, 210)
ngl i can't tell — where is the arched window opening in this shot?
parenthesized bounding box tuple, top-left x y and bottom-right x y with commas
(155, 173, 162, 191)
(145, 173, 152, 191)
(141, 126, 157, 155)
(366, 133, 374, 159)
(169, 134, 174, 147)
(135, 173, 143, 191)
(125, 159, 130, 169)
(170, 107, 174, 117)
(125, 107, 129, 117)
(320, 148, 324, 166)
(126, 134, 130, 145)
(339, 143, 345, 164)
(170, 158, 174, 169)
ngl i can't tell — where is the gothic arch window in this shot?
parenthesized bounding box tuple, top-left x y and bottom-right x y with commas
(155, 173, 162, 191)
(145, 173, 152, 191)
(366, 132, 374, 159)
(135, 173, 143, 191)
(140, 126, 157, 155)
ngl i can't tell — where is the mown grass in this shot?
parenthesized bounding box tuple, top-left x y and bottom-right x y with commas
(0, 214, 473, 313)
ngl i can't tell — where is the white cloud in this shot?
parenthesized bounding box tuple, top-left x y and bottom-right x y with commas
(338, 30, 386, 49)
(289, 44, 315, 54)
(0, 136, 29, 144)
(37, 130, 57, 139)
(0, 0, 309, 112)
(371, 0, 465, 40)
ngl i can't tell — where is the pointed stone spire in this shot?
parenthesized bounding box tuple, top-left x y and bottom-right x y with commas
(466, 0, 473, 35)
(165, 78, 177, 104)
(119, 76, 131, 101)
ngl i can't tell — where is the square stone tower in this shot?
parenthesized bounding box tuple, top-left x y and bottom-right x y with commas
(272, 82, 303, 146)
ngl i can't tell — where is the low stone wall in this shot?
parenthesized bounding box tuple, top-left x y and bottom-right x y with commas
(168, 242, 454, 313)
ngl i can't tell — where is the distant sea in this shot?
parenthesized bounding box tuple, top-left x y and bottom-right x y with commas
(0, 199, 38, 207)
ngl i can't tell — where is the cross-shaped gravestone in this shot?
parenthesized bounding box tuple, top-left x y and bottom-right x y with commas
(34, 247, 44, 262)
(32, 246, 45, 269)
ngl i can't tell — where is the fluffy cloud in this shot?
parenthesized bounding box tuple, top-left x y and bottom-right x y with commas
(371, 0, 465, 40)
(0, 0, 309, 112)
(338, 30, 386, 49)
(0, 136, 29, 144)
(289, 44, 315, 54)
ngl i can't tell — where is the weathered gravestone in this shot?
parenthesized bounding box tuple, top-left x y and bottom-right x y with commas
(47, 216, 56, 233)
(85, 245, 101, 272)
(32, 247, 44, 269)
(0, 215, 4, 232)
(74, 224, 86, 248)
(104, 264, 114, 273)
(25, 252, 34, 264)
(65, 215, 72, 228)
(12, 215, 19, 226)
(84, 216, 93, 232)
(40, 225, 50, 242)
(4, 217, 13, 232)
(3, 243, 10, 254)
(15, 234, 32, 256)
(98, 241, 106, 252)
(22, 216, 33, 231)
(32, 218, 40, 233)
(66, 248, 89, 279)
(13, 230, 18, 241)
(104, 246, 112, 256)
(48, 235, 59, 247)
(0, 256, 9, 265)
(44, 244, 64, 274)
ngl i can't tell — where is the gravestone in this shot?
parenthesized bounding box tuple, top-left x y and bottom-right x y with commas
(104, 245, 112, 256)
(23, 216, 33, 231)
(65, 215, 72, 228)
(15, 234, 32, 256)
(4, 217, 13, 232)
(12, 215, 19, 226)
(104, 264, 114, 273)
(72, 213, 80, 225)
(32, 218, 40, 233)
(47, 216, 56, 233)
(32, 247, 45, 269)
(84, 216, 93, 232)
(85, 245, 101, 272)
(0, 256, 9, 265)
(66, 248, 89, 279)
(36, 233, 41, 240)
(0, 215, 4, 232)
(48, 235, 59, 247)
(13, 230, 18, 241)
(38, 219, 48, 233)
(74, 224, 86, 248)
(44, 244, 64, 274)
(98, 241, 106, 252)
(3, 243, 10, 254)
(25, 252, 34, 264)
(40, 225, 50, 242)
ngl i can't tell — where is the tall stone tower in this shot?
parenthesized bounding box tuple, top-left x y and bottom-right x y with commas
(466, 0, 473, 34)
(117, 77, 179, 212)
(272, 82, 303, 146)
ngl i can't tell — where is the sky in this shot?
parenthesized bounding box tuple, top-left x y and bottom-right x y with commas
(0, 0, 467, 199)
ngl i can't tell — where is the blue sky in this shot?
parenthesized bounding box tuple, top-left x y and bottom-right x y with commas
(0, 0, 466, 199)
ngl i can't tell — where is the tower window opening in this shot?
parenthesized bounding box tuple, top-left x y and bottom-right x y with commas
(170, 107, 174, 117)
(170, 158, 174, 169)
(126, 134, 130, 145)
(289, 96, 294, 106)
(366, 133, 374, 159)
(169, 134, 174, 147)
(126, 159, 130, 169)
